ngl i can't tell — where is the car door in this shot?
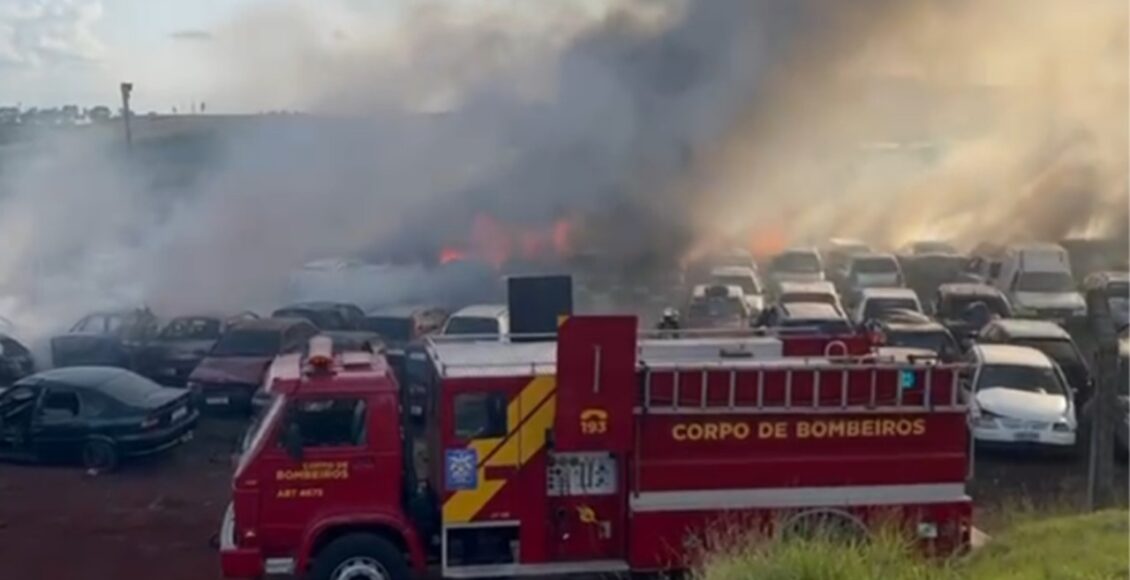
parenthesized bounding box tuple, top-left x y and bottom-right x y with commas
(30, 385, 88, 461)
(0, 384, 41, 457)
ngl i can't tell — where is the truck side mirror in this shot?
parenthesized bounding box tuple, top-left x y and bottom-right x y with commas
(283, 422, 304, 462)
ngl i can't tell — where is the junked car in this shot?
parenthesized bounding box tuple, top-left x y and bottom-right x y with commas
(708, 266, 766, 318)
(0, 367, 197, 471)
(759, 302, 854, 336)
(271, 301, 365, 331)
(768, 248, 825, 285)
(976, 318, 1092, 404)
(775, 281, 845, 315)
(965, 344, 1077, 453)
(51, 308, 160, 369)
(1082, 271, 1129, 330)
(137, 312, 258, 386)
(844, 252, 904, 296)
(684, 285, 751, 330)
(851, 287, 922, 326)
(934, 283, 1013, 341)
(188, 318, 319, 411)
(0, 333, 35, 386)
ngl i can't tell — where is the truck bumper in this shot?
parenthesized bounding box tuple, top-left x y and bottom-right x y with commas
(220, 503, 264, 579)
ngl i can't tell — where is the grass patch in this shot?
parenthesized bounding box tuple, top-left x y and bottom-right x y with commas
(694, 510, 1128, 580)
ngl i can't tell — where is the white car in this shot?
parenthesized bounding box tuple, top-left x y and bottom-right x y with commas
(776, 281, 845, 316)
(966, 344, 1077, 450)
(769, 248, 825, 284)
(846, 252, 904, 291)
(442, 304, 509, 339)
(708, 266, 766, 317)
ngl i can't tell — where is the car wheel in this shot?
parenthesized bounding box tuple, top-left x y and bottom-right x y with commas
(309, 534, 408, 580)
(82, 439, 119, 472)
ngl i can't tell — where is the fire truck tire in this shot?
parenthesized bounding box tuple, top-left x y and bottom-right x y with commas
(309, 533, 410, 580)
(81, 438, 118, 472)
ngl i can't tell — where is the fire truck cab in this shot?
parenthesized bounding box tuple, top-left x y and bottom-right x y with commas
(221, 318, 972, 580)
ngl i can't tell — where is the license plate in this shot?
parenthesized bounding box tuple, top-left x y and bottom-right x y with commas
(1014, 431, 1040, 442)
(171, 407, 188, 421)
(205, 396, 229, 405)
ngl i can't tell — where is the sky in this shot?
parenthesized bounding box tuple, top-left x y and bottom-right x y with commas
(0, 0, 403, 112)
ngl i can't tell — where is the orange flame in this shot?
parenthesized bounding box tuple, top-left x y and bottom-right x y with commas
(439, 247, 466, 264)
(437, 213, 578, 269)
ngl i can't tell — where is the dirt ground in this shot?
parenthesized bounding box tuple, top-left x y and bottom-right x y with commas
(0, 416, 1125, 580)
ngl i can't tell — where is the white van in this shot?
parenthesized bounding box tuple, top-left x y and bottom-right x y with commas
(442, 304, 510, 339)
(995, 243, 1085, 322)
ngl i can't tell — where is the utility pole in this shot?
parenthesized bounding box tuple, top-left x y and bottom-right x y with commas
(120, 82, 134, 150)
(1086, 286, 1118, 511)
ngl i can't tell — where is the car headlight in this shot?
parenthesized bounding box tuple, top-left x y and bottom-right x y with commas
(1052, 420, 1073, 433)
(973, 413, 999, 429)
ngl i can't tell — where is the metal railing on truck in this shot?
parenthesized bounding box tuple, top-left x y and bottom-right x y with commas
(638, 355, 969, 414)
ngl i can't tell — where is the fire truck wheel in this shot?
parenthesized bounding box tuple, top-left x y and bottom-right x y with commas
(81, 439, 118, 473)
(310, 534, 409, 580)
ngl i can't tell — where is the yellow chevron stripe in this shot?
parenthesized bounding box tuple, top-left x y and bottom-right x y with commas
(443, 376, 556, 523)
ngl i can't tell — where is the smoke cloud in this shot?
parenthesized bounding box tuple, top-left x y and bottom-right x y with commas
(0, 0, 1124, 346)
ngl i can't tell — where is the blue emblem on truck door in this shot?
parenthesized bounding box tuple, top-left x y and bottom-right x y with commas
(445, 448, 478, 490)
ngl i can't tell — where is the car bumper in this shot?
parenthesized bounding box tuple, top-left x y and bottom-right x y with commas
(115, 411, 199, 457)
(974, 426, 1075, 448)
(193, 384, 256, 410)
(220, 503, 265, 579)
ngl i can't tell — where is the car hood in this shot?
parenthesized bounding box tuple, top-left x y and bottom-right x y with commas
(976, 387, 1069, 422)
(188, 356, 273, 385)
(1013, 291, 1085, 310)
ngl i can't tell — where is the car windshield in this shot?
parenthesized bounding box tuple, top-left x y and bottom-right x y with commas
(976, 363, 1066, 396)
(864, 298, 919, 321)
(853, 257, 898, 274)
(943, 295, 1011, 318)
(713, 275, 761, 294)
(363, 317, 413, 342)
(159, 318, 221, 340)
(781, 292, 836, 306)
(211, 330, 281, 357)
(445, 317, 500, 336)
(1016, 272, 1075, 293)
(688, 298, 745, 319)
(773, 252, 821, 273)
(887, 330, 955, 353)
(1013, 339, 1083, 370)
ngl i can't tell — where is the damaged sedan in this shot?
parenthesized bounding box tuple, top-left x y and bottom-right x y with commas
(137, 312, 258, 386)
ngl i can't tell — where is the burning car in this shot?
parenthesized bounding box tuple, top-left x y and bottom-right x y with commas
(271, 302, 366, 331)
(137, 312, 259, 386)
(51, 308, 160, 369)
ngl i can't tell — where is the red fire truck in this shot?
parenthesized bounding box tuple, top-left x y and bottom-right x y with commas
(220, 318, 972, 580)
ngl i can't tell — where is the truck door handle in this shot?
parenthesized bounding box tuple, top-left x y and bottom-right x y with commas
(352, 458, 377, 470)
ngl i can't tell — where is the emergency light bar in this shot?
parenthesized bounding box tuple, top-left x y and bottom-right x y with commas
(307, 335, 335, 371)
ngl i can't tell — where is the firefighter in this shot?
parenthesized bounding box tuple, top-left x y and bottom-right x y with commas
(657, 308, 681, 337)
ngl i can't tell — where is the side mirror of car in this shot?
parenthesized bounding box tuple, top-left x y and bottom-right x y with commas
(282, 422, 304, 462)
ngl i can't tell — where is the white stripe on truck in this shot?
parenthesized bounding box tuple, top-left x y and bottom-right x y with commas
(630, 483, 967, 512)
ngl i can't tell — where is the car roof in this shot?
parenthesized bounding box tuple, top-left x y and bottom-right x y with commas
(859, 287, 918, 300)
(451, 304, 507, 318)
(778, 281, 837, 294)
(781, 302, 845, 320)
(233, 317, 311, 331)
(276, 301, 355, 311)
(850, 252, 898, 262)
(938, 283, 1003, 296)
(710, 266, 756, 277)
(693, 284, 744, 298)
(984, 319, 1071, 340)
(25, 366, 134, 386)
(366, 304, 430, 317)
(973, 343, 1054, 368)
(882, 317, 946, 332)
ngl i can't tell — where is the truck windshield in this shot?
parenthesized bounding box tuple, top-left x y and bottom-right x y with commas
(363, 317, 413, 342)
(1016, 272, 1074, 293)
(773, 252, 821, 273)
(236, 395, 285, 477)
(212, 330, 281, 357)
(976, 364, 1066, 396)
(445, 317, 500, 336)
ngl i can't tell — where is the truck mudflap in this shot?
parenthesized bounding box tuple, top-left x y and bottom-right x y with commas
(219, 503, 265, 579)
